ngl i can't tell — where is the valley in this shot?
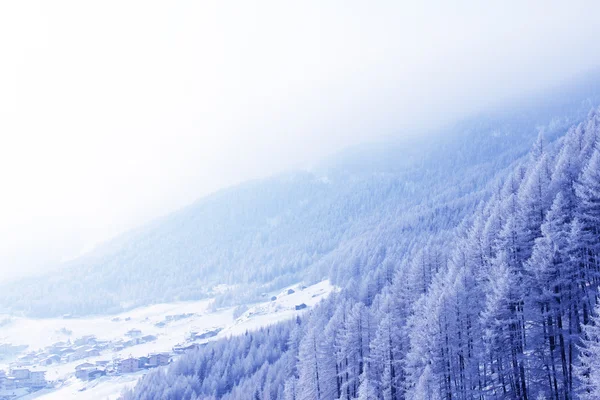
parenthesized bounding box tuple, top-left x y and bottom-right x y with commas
(0, 281, 334, 400)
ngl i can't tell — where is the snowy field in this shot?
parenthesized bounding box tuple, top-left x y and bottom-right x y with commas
(0, 280, 334, 400)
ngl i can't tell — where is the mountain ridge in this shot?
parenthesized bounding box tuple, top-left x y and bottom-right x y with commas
(3, 73, 600, 317)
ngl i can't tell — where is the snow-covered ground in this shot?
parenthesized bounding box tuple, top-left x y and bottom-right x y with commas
(18, 374, 143, 400)
(0, 280, 334, 399)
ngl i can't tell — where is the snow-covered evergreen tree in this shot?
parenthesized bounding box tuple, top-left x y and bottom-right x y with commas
(578, 302, 600, 399)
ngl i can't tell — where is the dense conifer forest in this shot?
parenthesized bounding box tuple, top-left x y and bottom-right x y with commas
(122, 107, 600, 399)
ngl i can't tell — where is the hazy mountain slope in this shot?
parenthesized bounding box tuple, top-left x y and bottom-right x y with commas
(2, 74, 600, 317)
(123, 90, 600, 400)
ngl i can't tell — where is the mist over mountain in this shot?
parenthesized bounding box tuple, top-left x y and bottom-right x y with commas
(2, 73, 600, 319)
(120, 77, 600, 400)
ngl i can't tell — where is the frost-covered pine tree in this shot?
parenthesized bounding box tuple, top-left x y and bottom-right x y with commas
(283, 377, 297, 400)
(357, 363, 378, 400)
(574, 142, 600, 330)
(405, 273, 447, 400)
(575, 143, 600, 271)
(480, 260, 513, 397)
(526, 192, 574, 398)
(577, 302, 600, 399)
(297, 326, 323, 400)
(551, 126, 581, 205)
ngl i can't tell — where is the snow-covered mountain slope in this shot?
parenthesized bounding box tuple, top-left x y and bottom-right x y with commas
(2, 73, 600, 318)
(122, 98, 600, 400)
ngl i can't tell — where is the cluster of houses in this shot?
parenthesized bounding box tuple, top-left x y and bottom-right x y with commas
(171, 327, 225, 354)
(0, 367, 47, 391)
(0, 329, 163, 385)
(74, 361, 109, 381)
(73, 353, 170, 381)
(67, 330, 169, 381)
(11, 331, 158, 370)
(12, 335, 104, 367)
(0, 325, 195, 398)
(1, 313, 290, 392)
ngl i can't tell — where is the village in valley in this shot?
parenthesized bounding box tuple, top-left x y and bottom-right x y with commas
(0, 327, 197, 399)
(0, 281, 332, 399)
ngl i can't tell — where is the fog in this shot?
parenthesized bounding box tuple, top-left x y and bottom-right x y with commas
(1, 0, 600, 280)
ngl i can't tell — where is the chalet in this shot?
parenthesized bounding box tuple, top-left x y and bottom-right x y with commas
(94, 341, 110, 350)
(61, 351, 75, 363)
(75, 363, 97, 380)
(51, 344, 73, 356)
(40, 355, 61, 366)
(185, 343, 200, 351)
(74, 345, 91, 353)
(148, 353, 169, 367)
(141, 335, 157, 343)
(75, 366, 97, 380)
(88, 369, 106, 380)
(95, 360, 110, 367)
(125, 329, 142, 338)
(67, 345, 93, 362)
(187, 343, 207, 351)
(138, 356, 150, 369)
(172, 345, 185, 354)
(85, 348, 100, 358)
(29, 371, 46, 388)
(270, 296, 277, 301)
(67, 352, 83, 363)
(295, 303, 307, 311)
(3, 376, 16, 390)
(124, 338, 141, 347)
(193, 328, 222, 341)
(75, 362, 95, 371)
(118, 357, 139, 374)
(287, 289, 295, 295)
(7, 368, 46, 388)
(16, 353, 35, 365)
(9, 368, 29, 380)
(174, 342, 202, 354)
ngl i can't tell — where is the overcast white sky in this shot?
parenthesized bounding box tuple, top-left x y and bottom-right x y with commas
(1, 1, 600, 280)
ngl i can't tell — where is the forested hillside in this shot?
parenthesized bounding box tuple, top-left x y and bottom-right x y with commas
(1, 76, 600, 318)
(122, 105, 600, 399)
